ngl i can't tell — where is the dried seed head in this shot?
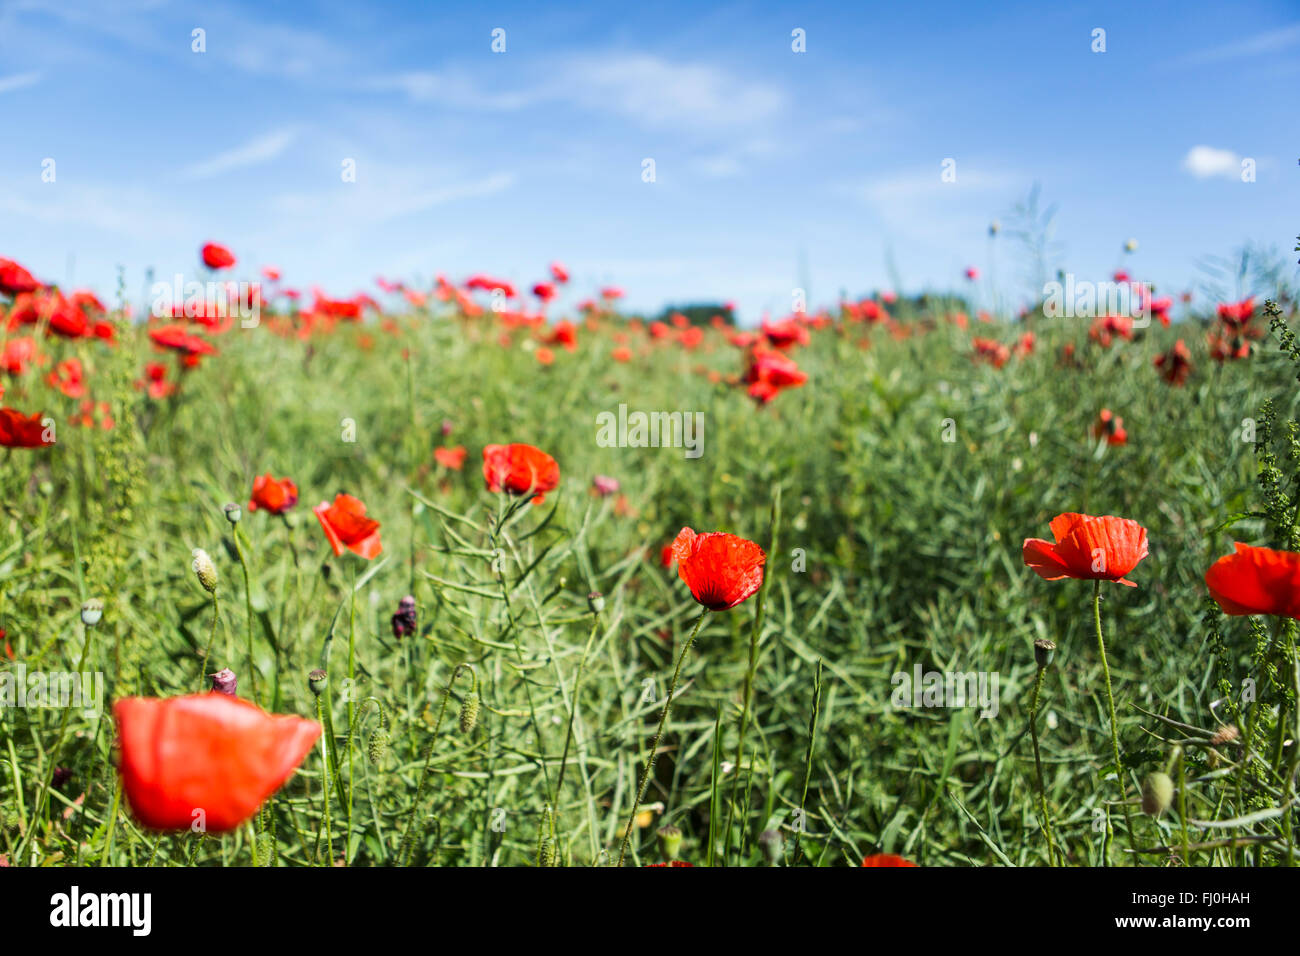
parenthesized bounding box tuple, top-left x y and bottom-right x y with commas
(80, 598, 104, 628)
(210, 667, 238, 696)
(223, 502, 242, 525)
(367, 726, 391, 766)
(191, 548, 218, 593)
(587, 591, 606, 614)
(1141, 771, 1174, 817)
(1033, 638, 1056, 669)
(459, 691, 480, 734)
(656, 824, 683, 861)
(758, 828, 784, 864)
(308, 668, 328, 697)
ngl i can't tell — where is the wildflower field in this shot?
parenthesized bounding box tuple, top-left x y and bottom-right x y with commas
(2, 245, 1299, 869)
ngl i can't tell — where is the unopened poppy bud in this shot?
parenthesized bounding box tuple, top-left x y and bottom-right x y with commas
(1124, 238, 1139, 253)
(390, 595, 417, 638)
(191, 548, 218, 593)
(459, 691, 480, 734)
(758, 828, 783, 864)
(80, 599, 104, 628)
(656, 824, 682, 861)
(538, 836, 556, 867)
(210, 668, 238, 696)
(1033, 638, 1056, 669)
(223, 502, 242, 525)
(368, 726, 391, 766)
(308, 668, 328, 697)
(587, 591, 605, 614)
(1141, 771, 1174, 816)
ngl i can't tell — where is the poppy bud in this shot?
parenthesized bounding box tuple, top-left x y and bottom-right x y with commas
(459, 691, 480, 734)
(1141, 771, 1174, 816)
(192, 548, 218, 593)
(308, 668, 328, 697)
(1033, 638, 1056, 669)
(368, 726, 391, 766)
(758, 828, 783, 864)
(223, 502, 242, 525)
(210, 668, 238, 696)
(80, 599, 104, 628)
(390, 595, 417, 638)
(538, 836, 556, 867)
(656, 824, 682, 861)
(1124, 238, 1139, 253)
(587, 591, 605, 614)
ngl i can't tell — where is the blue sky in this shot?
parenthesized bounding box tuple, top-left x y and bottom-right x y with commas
(1, 0, 1297, 322)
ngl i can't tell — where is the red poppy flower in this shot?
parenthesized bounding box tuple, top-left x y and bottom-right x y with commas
(861, 854, 918, 867)
(0, 257, 41, 296)
(434, 445, 467, 470)
(744, 347, 808, 404)
(550, 261, 569, 284)
(670, 527, 766, 611)
(201, 242, 237, 271)
(0, 336, 40, 375)
(46, 358, 86, 398)
(482, 443, 560, 504)
(964, 267, 979, 281)
(1091, 408, 1127, 446)
(1205, 543, 1300, 618)
(535, 346, 555, 366)
(135, 362, 175, 399)
(114, 693, 320, 832)
(149, 324, 216, 357)
(0, 408, 52, 447)
(313, 493, 383, 559)
(1023, 513, 1149, 587)
(532, 281, 556, 303)
(1154, 339, 1193, 386)
(612, 346, 632, 363)
(249, 473, 299, 515)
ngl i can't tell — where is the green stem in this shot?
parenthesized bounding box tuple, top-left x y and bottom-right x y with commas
(233, 526, 258, 706)
(617, 610, 707, 867)
(1027, 666, 1057, 865)
(1093, 579, 1134, 864)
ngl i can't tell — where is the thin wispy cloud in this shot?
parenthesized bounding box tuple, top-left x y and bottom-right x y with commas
(1164, 23, 1300, 66)
(0, 71, 41, 94)
(179, 129, 299, 181)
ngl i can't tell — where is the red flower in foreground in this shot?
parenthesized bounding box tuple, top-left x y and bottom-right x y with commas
(314, 493, 383, 559)
(670, 527, 766, 611)
(249, 473, 299, 515)
(482, 443, 560, 504)
(862, 854, 918, 867)
(434, 445, 467, 470)
(1205, 543, 1300, 619)
(115, 693, 320, 832)
(0, 408, 52, 448)
(201, 242, 237, 270)
(1023, 513, 1149, 587)
(0, 257, 40, 296)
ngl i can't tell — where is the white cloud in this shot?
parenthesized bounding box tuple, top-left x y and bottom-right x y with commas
(1168, 23, 1300, 67)
(179, 129, 299, 181)
(270, 170, 516, 225)
(1182, 145, 1242, 180)
(0, 71, 41, 94)
(367, 53, 787, 133)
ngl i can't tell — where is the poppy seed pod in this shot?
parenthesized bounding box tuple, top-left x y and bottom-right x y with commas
(191, 548, 218, 593)
(210, 668, 238, 696)
(223, 502, 242, 525)
(459, 691, 480, 734)
(587, 591, 606, 614)
(80, 598, 104, 628)
(307, 669, 328, 697)
(1033, 638, 1056, 669)
(656, 824, 682, 861)
(1141, 771, 1174, 817)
